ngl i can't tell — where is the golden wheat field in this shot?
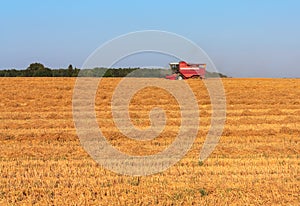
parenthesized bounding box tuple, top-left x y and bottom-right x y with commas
(0, 77, 299, 205)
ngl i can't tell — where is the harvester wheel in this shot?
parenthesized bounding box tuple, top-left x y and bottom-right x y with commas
(177, 75, 183, 80)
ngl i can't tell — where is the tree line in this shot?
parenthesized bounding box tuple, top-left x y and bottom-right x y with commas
(0, 63, 78, 77)
(0, 63, 227, 78)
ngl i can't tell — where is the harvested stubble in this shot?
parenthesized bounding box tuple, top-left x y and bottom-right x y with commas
(0, 77, 299, 205)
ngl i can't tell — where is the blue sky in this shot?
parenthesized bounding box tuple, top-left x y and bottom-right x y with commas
(0, 0, 299, 77)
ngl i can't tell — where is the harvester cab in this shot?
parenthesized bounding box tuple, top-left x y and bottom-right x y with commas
(169, 62, 180, 73)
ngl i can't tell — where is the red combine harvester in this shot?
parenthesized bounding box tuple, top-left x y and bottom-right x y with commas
(165, 61, 206, 80)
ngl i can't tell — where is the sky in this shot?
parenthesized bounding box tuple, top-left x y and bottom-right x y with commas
(0, 0, 299, 77)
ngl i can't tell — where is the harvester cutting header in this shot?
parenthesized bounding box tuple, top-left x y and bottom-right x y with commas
(165, 61, 206, 80)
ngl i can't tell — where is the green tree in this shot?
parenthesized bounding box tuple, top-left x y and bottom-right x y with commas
(68, 64, 73, 77)
(25, 63, 45, 76)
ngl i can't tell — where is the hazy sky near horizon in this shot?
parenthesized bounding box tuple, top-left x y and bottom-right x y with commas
(0, 0, 299, 77)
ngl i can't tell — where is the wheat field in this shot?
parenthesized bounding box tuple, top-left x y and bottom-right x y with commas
(0, 78, 299, 205)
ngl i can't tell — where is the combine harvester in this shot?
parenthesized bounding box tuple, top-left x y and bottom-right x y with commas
(165, 61, 206, 80)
